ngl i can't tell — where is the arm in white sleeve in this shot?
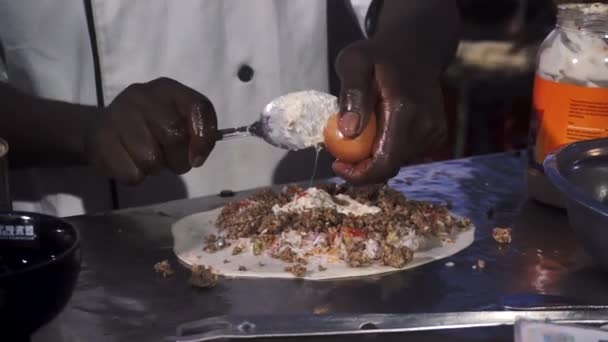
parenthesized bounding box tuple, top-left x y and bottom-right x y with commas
(350, 0, 373, 37)
(0, 41, 7, 83)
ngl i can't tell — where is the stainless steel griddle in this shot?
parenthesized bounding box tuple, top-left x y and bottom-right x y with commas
(35, 152, 608, 342)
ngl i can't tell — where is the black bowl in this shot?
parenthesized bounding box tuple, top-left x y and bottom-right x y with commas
(544, 138, 608, 271)
(0, 212, 81, 341)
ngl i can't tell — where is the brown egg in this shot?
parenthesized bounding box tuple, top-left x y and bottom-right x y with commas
(323, 113, 376, 163)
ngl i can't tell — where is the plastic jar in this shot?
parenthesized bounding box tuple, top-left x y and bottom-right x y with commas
(527, 2, 608, 207)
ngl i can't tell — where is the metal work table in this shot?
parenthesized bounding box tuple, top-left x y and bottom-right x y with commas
(35, 152, 608, 341)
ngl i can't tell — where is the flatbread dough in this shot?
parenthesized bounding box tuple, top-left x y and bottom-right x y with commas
(172, 207, 475, 281)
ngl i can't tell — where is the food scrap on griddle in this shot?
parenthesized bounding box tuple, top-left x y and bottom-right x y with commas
(154, 260, 174, 278)
(492, 227, 512, 244)
(284, 264, 307, 277)
(190, 265, 218, 289)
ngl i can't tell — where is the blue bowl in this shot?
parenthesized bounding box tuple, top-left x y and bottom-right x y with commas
(544, 138, 608, 270)
(0, 212, 81, 341)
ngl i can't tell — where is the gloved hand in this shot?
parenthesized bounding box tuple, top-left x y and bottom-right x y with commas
(333, 39, 448, 185)
(85, 77, 217, 184)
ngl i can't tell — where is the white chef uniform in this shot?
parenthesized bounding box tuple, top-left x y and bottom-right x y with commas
(0, 0, 371, 217)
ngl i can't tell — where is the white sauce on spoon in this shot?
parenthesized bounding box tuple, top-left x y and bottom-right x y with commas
(262, 90, 338, 150)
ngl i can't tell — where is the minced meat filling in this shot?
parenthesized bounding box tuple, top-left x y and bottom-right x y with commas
(215, 184, 469, 269)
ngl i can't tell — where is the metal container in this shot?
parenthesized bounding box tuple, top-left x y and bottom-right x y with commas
(527, 3, 608, 209)
(0, 138, 10, 211)
(544, 138, 608, 271)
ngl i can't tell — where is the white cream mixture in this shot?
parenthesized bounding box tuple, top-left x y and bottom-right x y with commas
(272, 187, 381, 216)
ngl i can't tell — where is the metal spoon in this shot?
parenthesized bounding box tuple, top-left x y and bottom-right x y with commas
(216, 90, 338, 151)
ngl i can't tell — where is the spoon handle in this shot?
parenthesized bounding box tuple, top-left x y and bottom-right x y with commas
(216, 126, 252, 141)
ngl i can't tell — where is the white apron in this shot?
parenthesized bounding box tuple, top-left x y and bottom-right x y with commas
(0, 0, 369, 217)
